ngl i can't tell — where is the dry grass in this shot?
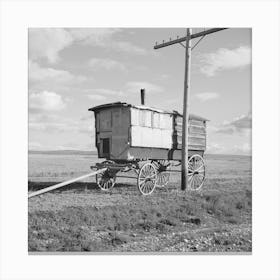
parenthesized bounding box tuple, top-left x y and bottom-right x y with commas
(28, 154, 252, 252)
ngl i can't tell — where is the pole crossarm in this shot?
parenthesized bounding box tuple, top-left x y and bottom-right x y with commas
(154, 28, 228, 49)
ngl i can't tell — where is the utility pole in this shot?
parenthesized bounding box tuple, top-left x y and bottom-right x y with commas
(153, 28, 228, 191)
(181, 28, 191, 190)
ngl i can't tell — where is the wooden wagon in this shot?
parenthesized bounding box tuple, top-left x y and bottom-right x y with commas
(89, 102, 208, 195)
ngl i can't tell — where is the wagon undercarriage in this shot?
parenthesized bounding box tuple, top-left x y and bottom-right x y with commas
(91, 154, 206, 195)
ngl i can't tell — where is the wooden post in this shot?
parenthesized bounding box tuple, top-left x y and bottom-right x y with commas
(181, 28, 192, 190)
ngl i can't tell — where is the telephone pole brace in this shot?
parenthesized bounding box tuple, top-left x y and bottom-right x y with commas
(153, 28, 228, 191)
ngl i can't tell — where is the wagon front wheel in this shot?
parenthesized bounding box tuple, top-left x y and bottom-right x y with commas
(96, 170, 116, 191)
(137, 162, 157, 195)
(188, 155, 205, 190)
(96, 160, 116, 191)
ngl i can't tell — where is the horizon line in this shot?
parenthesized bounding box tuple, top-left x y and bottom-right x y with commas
(28, 149, 251, 157)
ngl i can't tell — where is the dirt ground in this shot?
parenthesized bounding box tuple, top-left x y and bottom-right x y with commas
(28, 154, 252, 253)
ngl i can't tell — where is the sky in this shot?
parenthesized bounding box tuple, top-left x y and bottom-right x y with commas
(28, 28, 251, 155)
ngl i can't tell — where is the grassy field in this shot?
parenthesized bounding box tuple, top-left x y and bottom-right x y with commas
(28, 152, 252, 253)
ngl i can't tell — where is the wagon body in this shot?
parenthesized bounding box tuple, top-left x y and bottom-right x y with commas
(89, 102, 208, 161)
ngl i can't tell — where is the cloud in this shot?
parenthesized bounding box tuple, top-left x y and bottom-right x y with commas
(200, 46, 251, 76)
(29, 28, 149, 64)
(113, 41, 148, 55)
(125, 81, 163, 94)
(88, 58, 126, 71)
(29, 113, 72, 133)
(87, 94, 107, 101)
(68, 28, 120, 45)
(195, 92, 220, 102)
(86, 88, 124, 104)
(234, 143, 251, 155)
(29, 29, 73, 63)
(70, 29, 148, 55)
(87, 88, 124, 96)
(28, 142, 43, 150)
(78, 123, 94, 135)
(29, 91, 67, 112)
(207, 142, 251, 155)
(29, 122, 68, 133)
(216, 112, 252, 135)
(29, 61, 86, 83)
(29, 111, 94, 137)
(206, 143, 226, 154)
(29, 28, 119, 63)
(69, 29, 148, 55)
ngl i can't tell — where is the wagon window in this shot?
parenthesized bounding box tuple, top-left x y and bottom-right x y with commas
(101, 138, 110, 157)
(160, 114, 172, 129)
(139, 110, 152, 127)
(152, 112, 160, 128)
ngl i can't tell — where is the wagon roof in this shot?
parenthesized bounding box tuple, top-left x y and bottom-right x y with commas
(88, 102, 209, 121)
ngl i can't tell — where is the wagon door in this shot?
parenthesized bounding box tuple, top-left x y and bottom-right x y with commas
(100, 137, 110, 158)
(97, 109, 112, 159)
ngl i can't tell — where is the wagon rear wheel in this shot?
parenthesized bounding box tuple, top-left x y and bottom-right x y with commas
(188, 155, 205, 190)
(137, 162, 157, 195)
(96, 160, 117, 191)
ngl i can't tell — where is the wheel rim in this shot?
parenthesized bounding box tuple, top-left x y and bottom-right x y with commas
(137, 162, 157, 195)
(188, 155, 205, 190)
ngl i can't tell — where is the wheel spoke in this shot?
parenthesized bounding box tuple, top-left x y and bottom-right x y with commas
(145, 182, 150, 193)
(139, 180, 145, 186)
(146, 182, 150, 193)
(190, 175, 194, 189)
(193, 176, 199, 189)
(195, 164, 204, 172)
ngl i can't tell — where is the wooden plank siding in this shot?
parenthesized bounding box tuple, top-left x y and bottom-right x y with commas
(173, 115, 207, 150)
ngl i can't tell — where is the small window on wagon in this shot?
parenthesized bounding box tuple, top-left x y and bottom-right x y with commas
(152, 112, 160, 128)
(139, 110, 152, 127)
